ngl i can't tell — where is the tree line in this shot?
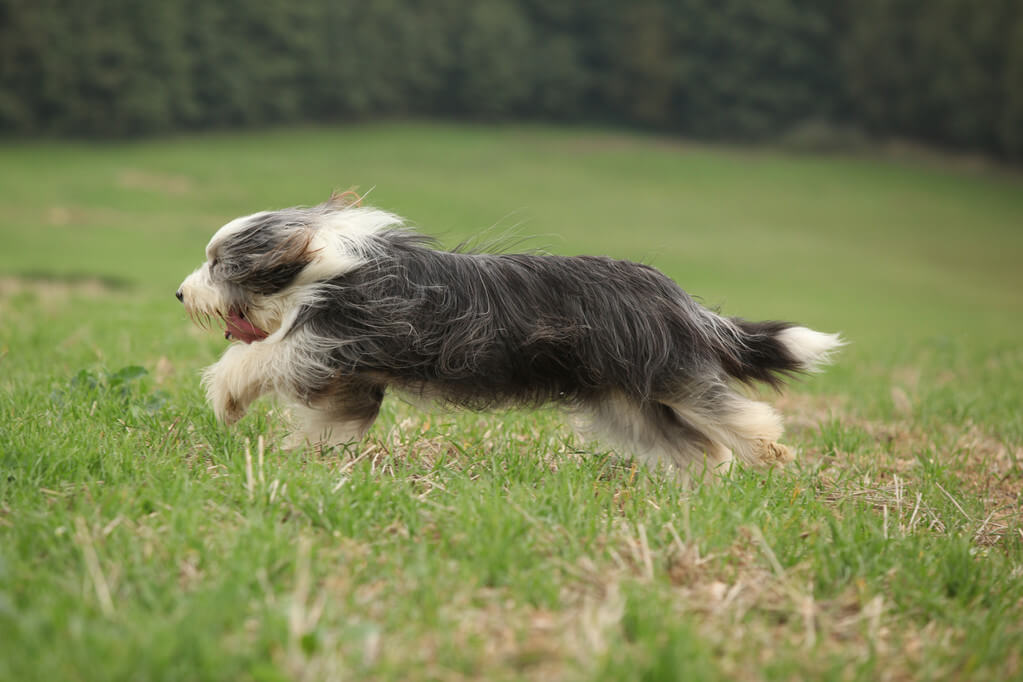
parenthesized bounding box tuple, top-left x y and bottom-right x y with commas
(1, 0, 1021, 160)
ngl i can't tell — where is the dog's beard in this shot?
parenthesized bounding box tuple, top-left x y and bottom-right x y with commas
(178, 262, 279, 344)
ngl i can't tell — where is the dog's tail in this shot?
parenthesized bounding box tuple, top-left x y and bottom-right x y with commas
(714, 318, 844, 388)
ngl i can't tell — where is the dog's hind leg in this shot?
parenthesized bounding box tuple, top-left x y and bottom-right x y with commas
(667, 386, 792, 469)
(285, 378, 385, 450)
(577, 394, 732, 481)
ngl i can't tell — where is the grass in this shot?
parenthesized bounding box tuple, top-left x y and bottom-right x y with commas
(1, 123, 1021, 681)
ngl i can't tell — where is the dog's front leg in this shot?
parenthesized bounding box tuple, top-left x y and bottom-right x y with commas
(202, 341, 278, 424)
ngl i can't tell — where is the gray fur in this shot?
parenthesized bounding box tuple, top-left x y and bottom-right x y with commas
(179, 201, 840, 476)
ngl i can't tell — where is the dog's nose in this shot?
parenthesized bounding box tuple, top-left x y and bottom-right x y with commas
(175, 289, 184, 302)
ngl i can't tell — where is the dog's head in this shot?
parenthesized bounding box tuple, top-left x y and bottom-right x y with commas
(176, 193, 401, 342)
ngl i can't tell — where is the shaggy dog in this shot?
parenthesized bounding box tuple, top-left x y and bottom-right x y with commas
(177, 193, 841, 476)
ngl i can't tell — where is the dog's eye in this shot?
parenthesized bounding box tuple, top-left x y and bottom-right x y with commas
(210, 258, 219, 269)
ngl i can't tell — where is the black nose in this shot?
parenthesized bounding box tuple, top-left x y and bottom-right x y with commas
(175, 289, 184, 302)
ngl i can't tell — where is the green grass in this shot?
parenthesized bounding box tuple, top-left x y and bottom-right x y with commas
(1, 123, 1021, 681)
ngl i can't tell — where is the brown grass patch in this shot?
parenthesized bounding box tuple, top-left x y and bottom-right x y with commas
(777, 393, 1022, 553)
(0, 275, 119, 306)
(117, 168, 194, 195)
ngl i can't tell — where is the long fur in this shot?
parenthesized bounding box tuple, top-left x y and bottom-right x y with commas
(177, 195, 843, 477)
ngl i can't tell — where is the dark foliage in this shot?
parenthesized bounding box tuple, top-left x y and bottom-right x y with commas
(1, 0, 1020, 159)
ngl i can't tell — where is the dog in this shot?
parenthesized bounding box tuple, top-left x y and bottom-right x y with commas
(177, 193, 842, 476)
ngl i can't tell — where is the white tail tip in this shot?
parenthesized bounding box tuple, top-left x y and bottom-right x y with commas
(778, 326, 845, 372)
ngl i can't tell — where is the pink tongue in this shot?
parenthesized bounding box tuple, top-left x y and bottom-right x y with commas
(225, 312, 268, 344)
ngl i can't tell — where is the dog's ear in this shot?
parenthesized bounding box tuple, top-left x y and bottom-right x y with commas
(218, 226, 315, 295)
(328, 189, 362, 209)
(266, 228, 314, 270)
(243, 232, 314, 295)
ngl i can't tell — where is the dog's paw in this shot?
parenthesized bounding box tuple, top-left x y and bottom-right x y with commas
(211, 389, 247, 425)
(202, 345, 263, 425)
(282, 430, 311, 451)
(758, 440, 794, 466)
(205, 369, 248, 424)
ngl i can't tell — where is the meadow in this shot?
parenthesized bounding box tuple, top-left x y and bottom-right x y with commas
(1, 124, 1021, 681)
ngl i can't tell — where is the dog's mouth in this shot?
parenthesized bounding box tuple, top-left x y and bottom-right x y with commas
(223, 308, 268, 344)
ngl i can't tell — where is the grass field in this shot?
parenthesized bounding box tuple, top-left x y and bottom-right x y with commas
(1, 124, 1021, 681)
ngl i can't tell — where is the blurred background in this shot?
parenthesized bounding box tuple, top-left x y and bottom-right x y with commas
(1, 0, 1022, 159)
(0, 0, 1021, 361)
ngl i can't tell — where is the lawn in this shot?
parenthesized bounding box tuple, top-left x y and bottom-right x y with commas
(1, 124, 1021, 681)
